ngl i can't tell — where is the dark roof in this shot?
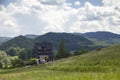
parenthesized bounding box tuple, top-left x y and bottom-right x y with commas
(33, 41, 53, 56)
(34, 41, 52, 47)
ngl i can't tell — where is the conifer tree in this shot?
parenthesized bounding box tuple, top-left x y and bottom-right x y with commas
(57, 38, 69, 59)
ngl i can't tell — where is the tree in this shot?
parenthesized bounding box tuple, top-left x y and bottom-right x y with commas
(6, 47, 22, 56)
(6, 47, 17, 56)
(0, 62, 2, 68)
(0, 51, 11, 68)
(26, 49, 32, 59)
(18, 49, 32, 61)
(56, 38, 70, 59)
(26, 58, 37, 65)
(2, 57, 11, 69)
(11, 58, 25, 68)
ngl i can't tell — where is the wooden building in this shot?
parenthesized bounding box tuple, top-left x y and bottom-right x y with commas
(33, 41, 54, 64)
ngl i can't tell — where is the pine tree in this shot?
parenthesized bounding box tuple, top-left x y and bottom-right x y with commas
(57, 38, 69, 59)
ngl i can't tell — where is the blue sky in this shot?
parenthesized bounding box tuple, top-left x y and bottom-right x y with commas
(0, 0, 103, 7)
(0, 0, 120, 37)
(67, 0, 103, 7)
(0, 0, 15, 6)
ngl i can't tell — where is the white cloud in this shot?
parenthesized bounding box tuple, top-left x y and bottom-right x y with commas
(0, 5, 20, 37)
(0, 0, 120, 37)
(39, 0, 66, 5)
(74, 1, 80, 6)
(102, 0, 120, 6)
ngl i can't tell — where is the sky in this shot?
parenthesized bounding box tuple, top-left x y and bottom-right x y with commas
(0, 0, 120, 37)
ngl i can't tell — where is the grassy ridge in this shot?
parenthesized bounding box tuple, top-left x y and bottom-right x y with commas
(0, 44, 120, 80)
(48, 44, 120, 72)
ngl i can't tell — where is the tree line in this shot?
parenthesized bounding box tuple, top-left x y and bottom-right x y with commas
(0, 38, 88, 69)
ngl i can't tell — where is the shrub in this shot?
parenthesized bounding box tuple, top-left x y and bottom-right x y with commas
(74, 50, 88, 55)
(0, 62, 3, 69)
(11, 59, 25, 68)
(26, 58, 37, 65)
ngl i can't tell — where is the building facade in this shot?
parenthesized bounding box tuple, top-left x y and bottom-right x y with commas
(33, 41, 54, 64)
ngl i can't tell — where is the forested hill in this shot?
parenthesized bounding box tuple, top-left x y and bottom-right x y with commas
(82, 31, 120, 44)
(35, 32, 94, 50)
(0, 32, 95, 51)
(1, 31, 119, 51)
(0, 35, 34, 50)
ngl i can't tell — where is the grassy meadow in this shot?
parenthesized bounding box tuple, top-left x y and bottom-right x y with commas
(0, 44, 120, 80)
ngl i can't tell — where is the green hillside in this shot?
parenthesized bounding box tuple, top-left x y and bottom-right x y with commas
(82, 31, 120, 45)
(0, 32, 101, 51)
(86, 38, 111, 46)
(35, 32, 98, 51)
(0, 44, 120, 80)
(0, 35, 34, 50)
(48, 44, 120, 72)
(0, 32, 113, 52)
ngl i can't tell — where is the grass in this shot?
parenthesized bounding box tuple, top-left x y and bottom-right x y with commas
(0, 44, 120, 80)
(0, 68, 120, 80)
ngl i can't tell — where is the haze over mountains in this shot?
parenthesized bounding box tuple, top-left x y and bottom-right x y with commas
(0, 37, 11, 45)
(0, 31, 120, 51)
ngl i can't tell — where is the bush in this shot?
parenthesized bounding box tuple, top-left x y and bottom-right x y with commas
(26, 58, 37, 65)
(0, 62, 3, 69)
(11, 59, 25, 68)
(96, 48, 102, 51)
(74, 50, 88, 55)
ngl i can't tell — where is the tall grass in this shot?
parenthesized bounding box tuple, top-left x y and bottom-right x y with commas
(0, 69, 120, 80)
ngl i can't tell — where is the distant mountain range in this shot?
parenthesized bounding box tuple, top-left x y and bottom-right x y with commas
(0, 37, 11, 45)
(81, 31, 120, 44)
(0, 32, 94, 51)
(0, 31, 120, 51)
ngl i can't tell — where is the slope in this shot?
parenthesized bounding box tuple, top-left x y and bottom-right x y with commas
(48, 44, 120, 72)
(0, 35, 34, 50)
(0, 44, 120, 80)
